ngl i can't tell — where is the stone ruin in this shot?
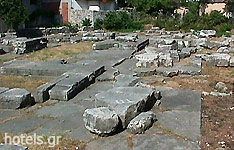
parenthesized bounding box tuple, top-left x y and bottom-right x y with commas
(0, 26, 233, 149)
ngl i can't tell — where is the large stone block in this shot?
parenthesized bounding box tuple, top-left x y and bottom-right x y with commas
(34, 75, 69, 103)
(95, 87, 160, 128)
(0, 87, 9, 94)
(92, 40, 119, 50)
(0, 88, 34, 109)
(49, 75, 89, 101)
(205, 53, 231, 67)
(83, 107, 119, 135)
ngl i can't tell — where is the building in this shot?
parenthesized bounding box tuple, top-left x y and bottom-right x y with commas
(63, 0, 119, 25)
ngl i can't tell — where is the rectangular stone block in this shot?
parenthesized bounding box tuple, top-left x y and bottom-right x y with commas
(34, 74, 69, 103)
(49, 75, 89, 101)
(0, 88, 34, 109)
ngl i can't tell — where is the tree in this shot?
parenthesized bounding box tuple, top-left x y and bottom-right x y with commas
(0, 0, 28, 29)
(226, 0, 234, 13)
(126, 0, 178, 16)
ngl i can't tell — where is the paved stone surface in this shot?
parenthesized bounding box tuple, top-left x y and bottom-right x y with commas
(0, 115, 48, 134)
(86, 136, 129, 150)
(133, 135, 200, 150)
(157, 110, 201, 141)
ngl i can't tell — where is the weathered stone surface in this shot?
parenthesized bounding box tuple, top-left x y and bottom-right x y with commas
(0, 88, 34, 109)
(217, 47, 234, 53)
(0, 87, 9, 94)
(115, 34, 138, 42)
(156, 67, 179, 77)
(135, 53, 159, 68)
(83, 107, 119, 135)
(229, 57, 234, 67)
(127, 111, 156, 134)
(158, 53, 173, 67)
(198, 30, 216, 37)
(189, 57, 202, 67)
(133, 135, 200, 150)
(95, 87, 159, 128)
(86, 136, 128, 150)
(157, 110, 201, 141)
(205, 53, 230, 67)
(93, 40, 119, 50)
(34, 75, 69, 103)
(179, 66, 201, 75)
(0, 144, 28, 150)
(49, 75, 88, 101)
(115, 74, 139, 87)
(179, 48, 191, 58)
(133, 68, 156, 77)
(12, 37, 47, 54)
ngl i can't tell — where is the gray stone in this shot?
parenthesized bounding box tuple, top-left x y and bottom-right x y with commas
(157, 110, 201, 141)
(156, 67, 179, 77)
(179, 48, 191, 58)
(230, 57, 234, 67)
(200, 40, 215, 49)
(0, 144, 27, 150)
(95, 87, 159, 128)
(0, 88, 34, 109)
(169, 50, 180, 62)
(133, 68, 156, 77)
(217, 47, 234, 53)
(133, 135, 200, 150)
(189, 57, 202, 67)
(34, 75, 69, 103)
(127, 111, 156, 134)
(92, 40, 119, 50)
(49, 75, 88, 101)
(115, 34, 138, 42)
(0, 87, 9, 94)
(179, 66, 201, 75)
(86, 136, 128, 150)
(158, 53, 173, 67)
(83, 107, 119, 135)
(0, 115, 48, 134)
(115, 74, 139, 87)
(205, 53, 230, 67)
(198, 30, 216, 37)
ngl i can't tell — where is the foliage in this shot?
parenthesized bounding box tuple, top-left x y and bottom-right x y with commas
(126, 0, 179, 16)
(0, 0, 28, 29)
(102, 11, 142, 31)
(226, 0, 234, 12)
(82, 18, 92, 27)
(94, 18, 104, 30)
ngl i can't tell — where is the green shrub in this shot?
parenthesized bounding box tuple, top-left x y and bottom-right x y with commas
(82, 18, 92, 27)
(94, 18, 104, 30)
(103, 11, 142, 31)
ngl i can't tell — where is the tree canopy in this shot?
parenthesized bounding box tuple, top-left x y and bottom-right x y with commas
(0, 0, 28, 29)
(126, 0, 179, 16)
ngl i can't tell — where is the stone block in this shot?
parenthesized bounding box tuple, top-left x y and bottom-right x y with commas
(95, 87, 160, 128)
(127, 111, 156, 134)
(0, 88, 34, 109)
(179, 66, 201, 76)
(205, 53, 231, 67)
(83, 107, 119, 135)
(156, 67, 179, 77)
(49, 75, 89, 101)
(34, 75, 69, 103)
(93, 40, 119, 50)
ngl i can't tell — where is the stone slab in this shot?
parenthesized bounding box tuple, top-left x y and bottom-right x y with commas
(0, 116, 48, 134)
(157, 110, 201, 141)
(0, 144, 27, 150)
(133, 135, 200, 150)
(86, 136, 129, 150)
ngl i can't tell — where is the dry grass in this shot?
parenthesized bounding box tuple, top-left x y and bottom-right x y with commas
(17, 42, 94, 62)
(0, 75, 50, 92)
